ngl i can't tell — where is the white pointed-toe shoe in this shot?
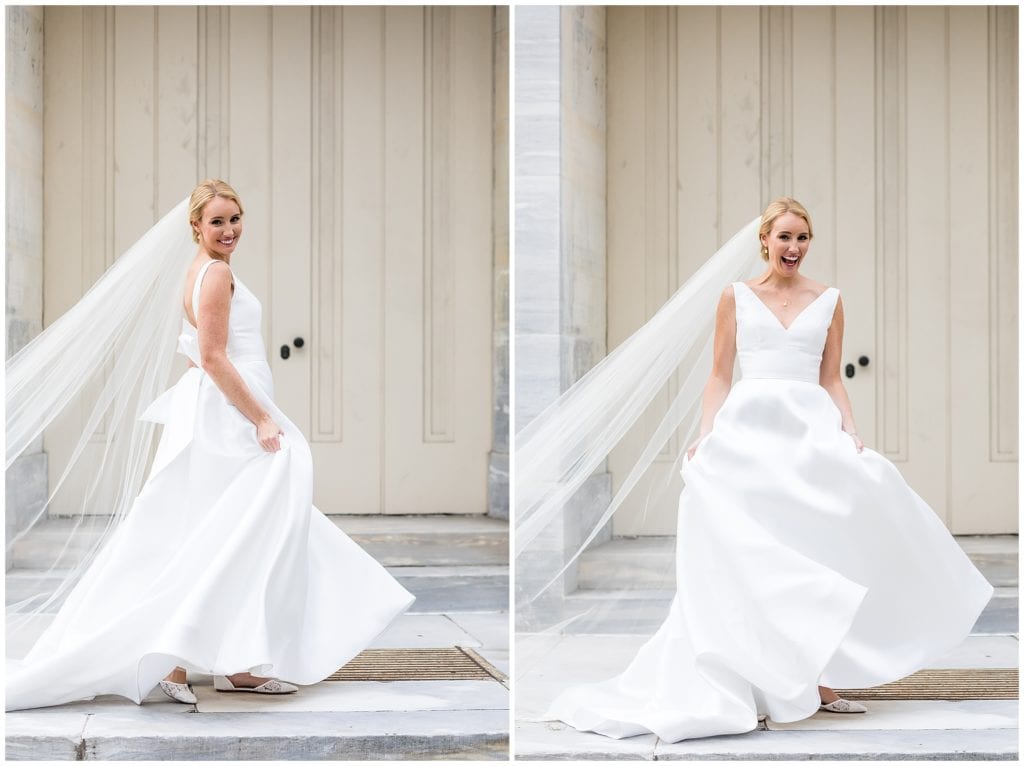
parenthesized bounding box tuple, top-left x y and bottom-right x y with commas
(213, 675, 298, 694)
(158, 680, 198, 704)
(819, 697, 868, 713)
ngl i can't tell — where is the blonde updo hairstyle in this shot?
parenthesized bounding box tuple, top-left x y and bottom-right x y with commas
(759, 196, 813, 261)
(188, 179, 244, 243)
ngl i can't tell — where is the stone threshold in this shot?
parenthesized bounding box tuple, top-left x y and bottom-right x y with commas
(516, 720, 1017, 761)
(8, 708, 509, 761)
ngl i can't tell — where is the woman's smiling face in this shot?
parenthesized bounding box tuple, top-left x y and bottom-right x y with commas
(761, 211, 811, 277)
(193, 196, 243, 259)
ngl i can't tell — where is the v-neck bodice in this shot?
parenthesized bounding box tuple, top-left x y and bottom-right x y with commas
(732, 281, 840, 385)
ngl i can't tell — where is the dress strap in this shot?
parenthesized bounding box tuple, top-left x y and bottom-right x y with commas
(731, 281, 749, 304)
(191, 260, 232, 323)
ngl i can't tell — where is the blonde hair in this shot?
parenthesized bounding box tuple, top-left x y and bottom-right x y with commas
(759, 196, 813, 261)
(188, 179, 244, 243)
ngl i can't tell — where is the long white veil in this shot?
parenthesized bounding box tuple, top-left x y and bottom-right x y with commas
(515, 217, 763, 634)
(6, 198, 194, 655)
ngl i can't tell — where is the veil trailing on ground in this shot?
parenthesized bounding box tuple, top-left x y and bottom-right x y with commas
(514, 217, 763, 632)
(6, 197, 193, 655)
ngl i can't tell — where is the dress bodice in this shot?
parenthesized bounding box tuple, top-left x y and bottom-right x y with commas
(177, 260, 266, 367)
(732, 281, 840, 385)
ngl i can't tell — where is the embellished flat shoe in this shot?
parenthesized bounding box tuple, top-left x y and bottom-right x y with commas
(158, 680, 198, 704)
(213, 675, 298, 694)
(819, 698, 867, 713)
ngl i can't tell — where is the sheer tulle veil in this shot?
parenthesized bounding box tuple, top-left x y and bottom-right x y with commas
(6, 197, 194, 654)
(515, 217, 764, 631)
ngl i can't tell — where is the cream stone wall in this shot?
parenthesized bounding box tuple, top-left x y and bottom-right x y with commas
(514, 6, 610, 610)
(5, 6, 46, 562)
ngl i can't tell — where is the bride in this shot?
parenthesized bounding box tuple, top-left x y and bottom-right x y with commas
(520, 197, 994, 742)
(6, 180, 415, 710)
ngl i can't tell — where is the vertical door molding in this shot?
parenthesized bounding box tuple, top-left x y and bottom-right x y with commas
(83, 8, 115, 444)
(423, 7, 456, 444)
(311, 6, 345, 443)
(643, 6, 676, 462)
(874, 6, 909, 463)
(82, 8, 115, 294)
(988, 6, 1018, 463)
(197, 7, 230, 181)
(759, 5, 793, 201)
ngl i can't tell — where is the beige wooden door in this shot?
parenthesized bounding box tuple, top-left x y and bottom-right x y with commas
(606, 6, 1017, 536)
(42, 6, 495, 516)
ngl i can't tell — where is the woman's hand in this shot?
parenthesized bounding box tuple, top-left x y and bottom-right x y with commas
(845, 430, 864, 453)
(257, 416, 284, 452)
(686, 434, 708, 461)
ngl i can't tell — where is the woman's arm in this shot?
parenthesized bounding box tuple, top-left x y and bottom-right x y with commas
(197, 262, 282, 452)
(819, 294, 864, 452)
(687, 285, 737, 458)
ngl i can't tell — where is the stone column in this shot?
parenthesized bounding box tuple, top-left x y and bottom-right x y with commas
(5, 6, 46, 568)
(514, 6, 610, 626)
(488, 6, 510, 521)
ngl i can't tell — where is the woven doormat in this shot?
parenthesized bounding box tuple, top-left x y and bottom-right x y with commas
(327, 646, 507, 682)
(836, 668, 1018, 700)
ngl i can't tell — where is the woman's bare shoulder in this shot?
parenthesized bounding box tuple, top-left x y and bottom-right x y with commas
(718, 283, 737, 308)
(806, 278, 832, 296)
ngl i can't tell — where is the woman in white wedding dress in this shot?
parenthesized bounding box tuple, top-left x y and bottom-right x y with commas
(6, 180, 415, 711)
(542, 197, 994, 742)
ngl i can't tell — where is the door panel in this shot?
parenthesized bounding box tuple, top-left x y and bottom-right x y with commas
(606, 6, 1017, 535)
(41, 6, 495, 516)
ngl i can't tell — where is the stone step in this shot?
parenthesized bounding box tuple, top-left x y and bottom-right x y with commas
(576, 534, 1018, 591)
(570, 535, 1018, 636)
(559, 585, 1019, 637)
(516, 720, 1017, 761)
(8, 713, 509, 761)
(515, 632, 1016, 761)
(6, 564, 508, 616)
(7, 690, 509, 760)
(8, 514, 508, 570)
(393, 566, 508, 613)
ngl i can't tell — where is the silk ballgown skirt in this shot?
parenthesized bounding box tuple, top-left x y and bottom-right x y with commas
(6, 354, 415, 711)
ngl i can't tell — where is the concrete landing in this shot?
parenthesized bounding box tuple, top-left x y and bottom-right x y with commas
(515, 633, 1019, 761)
(515, 535, 1019, 761)
(7, 610, 509, 760)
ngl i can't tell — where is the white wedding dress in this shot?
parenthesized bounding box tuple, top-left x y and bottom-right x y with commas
(544, 281, 994, 742)
(6, 260, 415, 711)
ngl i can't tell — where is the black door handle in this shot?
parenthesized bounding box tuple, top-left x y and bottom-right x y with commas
(845, 363, 855, 378)
(280, 337, 306, 360)
(858, 355, 870, 367)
